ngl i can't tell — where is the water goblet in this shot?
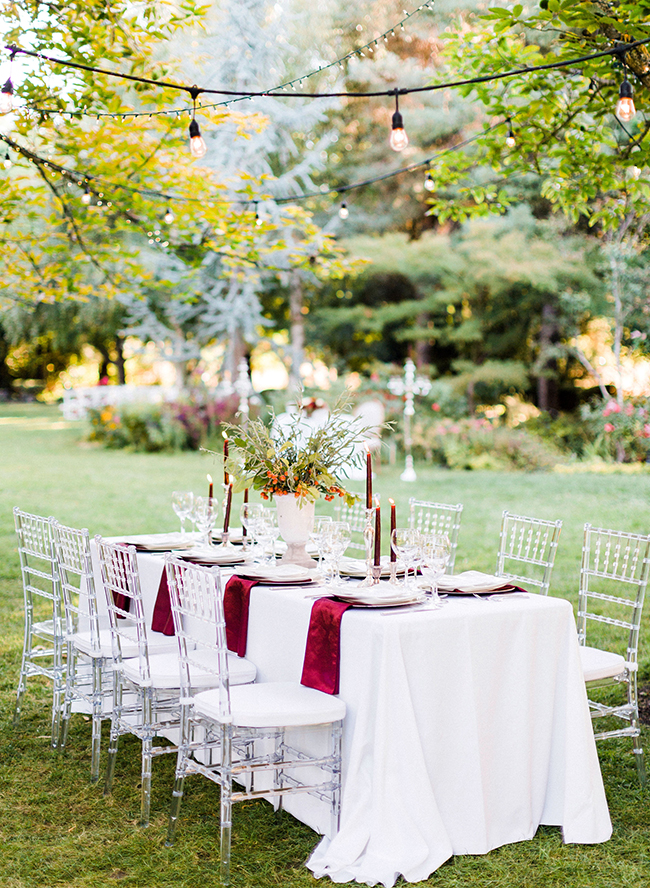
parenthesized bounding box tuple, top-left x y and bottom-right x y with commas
(309, 516, 333, 573)
(193, 495, 218, 550)
(241, 503, 266, 562)
(172, 491, 194, 535)
(322, 521, 351, 585)
(390, 528, 421, 589)
(419, 532, 451, 606)
(253, 509, 280, 565)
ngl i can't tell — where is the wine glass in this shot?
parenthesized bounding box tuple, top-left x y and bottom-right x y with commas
(172, 491, 194, 535)
(322, 521, 351, 585)
(241, 503, 265, 561)
(192, 495, 218, 549)
(419, 532, 451, 606)
(390, 528, 421, 589)
(309, 516, 333, 572)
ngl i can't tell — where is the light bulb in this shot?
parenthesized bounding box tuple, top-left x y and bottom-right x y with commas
(505, 121, 515, 148)
(616, 79, 636, 122)
(3, 151, 12, 169)
(255, 211, 263, 227)
(81, 187, 91, 205)
(164, 207, 174, 224)
(424, 172, 435, 192)
(338, 201, 349, 219)
(189, 118, 207, 157)
(389, 109, 409, 151)
(0, 78, 13, 114)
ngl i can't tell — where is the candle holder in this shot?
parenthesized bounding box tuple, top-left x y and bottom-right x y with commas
(371, 563, 382, 585)
(389, 561, 398, 586)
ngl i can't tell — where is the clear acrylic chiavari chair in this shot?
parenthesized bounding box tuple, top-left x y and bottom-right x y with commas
(333, 499, 369, 554)
(13, 507, 65, 748)
(408, 499, 463, 574)
(495, 510, 562, 596)
(51, 519, 113, 781)
(164, 556, 345, 886)
(577, 523, 650, 785)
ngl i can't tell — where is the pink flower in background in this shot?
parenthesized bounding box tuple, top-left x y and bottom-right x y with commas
(645, 424, 650, 438)
(431, 403, 441, 411)
(604, 422, 615, 433)
(625, 403, 634, 416)
(611, 402, 621, 413)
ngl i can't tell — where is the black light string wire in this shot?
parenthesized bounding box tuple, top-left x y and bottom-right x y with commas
(5, 35, 650, 108)
(16, 2, 436, 120)
(0, 118, 510, 212)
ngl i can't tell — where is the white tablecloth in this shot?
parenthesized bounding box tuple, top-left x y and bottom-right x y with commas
(94, 550, 612, 887)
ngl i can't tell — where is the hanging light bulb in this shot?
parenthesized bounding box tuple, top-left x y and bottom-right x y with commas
(81, 185, 92, 205)
(254, 203, 263, 227)
(163, 207, 174, 224)
(505, 119, 516, 148)
(189, 118, 207, 157)
(424, 172, 435, 192)
(389, 91, 409, 152)
(3, 151, 12, 169)
(616, 77, 636, 122)
(338, 201, 349, 219)
(0, 77, 13, 114)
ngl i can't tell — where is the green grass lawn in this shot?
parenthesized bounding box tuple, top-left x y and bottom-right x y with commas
(1, 402, 650, 887)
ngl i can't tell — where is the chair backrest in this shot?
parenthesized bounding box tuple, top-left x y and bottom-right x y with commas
(94, 537, 150, 684)
(334, 499, 372, 554)
(495, 510, 562, 595)
(51, 520, 101, 654)
(408, 499, 463, 574)
(577, 524, 650, 665)
(165, 556, 231, 722)
(14, 507, 60, 616)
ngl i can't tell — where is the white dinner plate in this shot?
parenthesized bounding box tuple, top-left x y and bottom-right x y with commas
(177, 547, 246, 565)
(236, 564, 319, 585)
(330, 586, 426, 607)
(437, 571, 517, 594)
(118, 532, 200, 551)
(339, 555, 405, 578)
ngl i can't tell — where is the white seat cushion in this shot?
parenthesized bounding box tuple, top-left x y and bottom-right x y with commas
(121, 649, 256, 689)
(194, 681, 346, 728)
(73, 627, 178, 659)
(580, 645, 627, 682)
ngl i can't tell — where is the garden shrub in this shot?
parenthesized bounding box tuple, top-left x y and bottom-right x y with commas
(580, 398, 650, 463)
(87, 393, 241, 452)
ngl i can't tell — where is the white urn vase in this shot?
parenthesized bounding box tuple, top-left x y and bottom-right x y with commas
(275, 496, 315, 567)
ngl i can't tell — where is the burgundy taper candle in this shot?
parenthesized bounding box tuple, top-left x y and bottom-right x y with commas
(223, 435, 229, 486)
(389, 498, 396, 562)
(242, 487, 249, 537)
(373, 496, 381, 566)
(207, 473, 214, 501)
(365, 445, 372, 510)
(223, 483, 232, 533)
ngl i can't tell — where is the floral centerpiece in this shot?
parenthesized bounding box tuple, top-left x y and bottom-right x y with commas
(222, 393, 367, 507)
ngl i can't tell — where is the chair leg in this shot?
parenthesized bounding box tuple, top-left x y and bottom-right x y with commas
(274, 728, 284, 816)
(166, 772, 187, 846)
(14, 604, 33, 727)
(139, 691, 154, 827)
(220, 724, 233, 887)
(331, 721, 343, 836)
(90, 658, 103, 783)
(104, 673, 123, 797)
(59, 641, 76, 751)
(628, 673, 646, 788)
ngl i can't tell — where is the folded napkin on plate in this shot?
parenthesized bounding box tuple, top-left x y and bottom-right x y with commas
(223, 576, 259, 657)
(301, 598, 352, 695)
(437, 570, 518, 594)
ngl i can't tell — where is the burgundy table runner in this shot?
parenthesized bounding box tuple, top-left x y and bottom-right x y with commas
(301, 597, 352, 695)
(151, 568, 175, 635)
(223, 576, 258, 657)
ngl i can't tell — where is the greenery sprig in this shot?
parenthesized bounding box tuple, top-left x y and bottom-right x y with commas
(220, 392, 373, 505)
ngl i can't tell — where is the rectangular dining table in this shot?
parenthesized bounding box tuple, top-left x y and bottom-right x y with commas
(93, 545, 612, 887)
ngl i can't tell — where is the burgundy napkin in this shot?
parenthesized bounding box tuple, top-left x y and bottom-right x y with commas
(151, 569, 175, 636)
(301, 597, 352, 695)
(224, 576, 258, 657)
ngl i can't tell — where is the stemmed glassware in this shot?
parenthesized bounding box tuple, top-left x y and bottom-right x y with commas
(192, 495, 218, 549)
(390, 528, 421, 589)
(253, 509, 280, 565)
(419, 532, 451, 606)
(240, 503, 265, 561)
(310, 516, 333, 572)
(172, 491, 194, 535)
(321, 521, 351, 585)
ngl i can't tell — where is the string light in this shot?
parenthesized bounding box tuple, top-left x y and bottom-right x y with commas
(616, 76, 636, 122)
(3, 150, 11, 168)
(81, 185, 91, 204)
(0, 77, 13, 114)
(254, 202, 262, 226)
(189, 91, 207, 158)
(424, 172, 435, 191)
(389, 91, 408, 152)
(505, 119, 516, 148)
(163, 207, 174, 224)
(338, 201, 349, 219)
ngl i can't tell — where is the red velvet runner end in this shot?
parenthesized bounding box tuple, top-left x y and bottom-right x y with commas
(301, 597, 352, 695)
(223, 576, 258, 657)
(151, 569, 175, 636)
